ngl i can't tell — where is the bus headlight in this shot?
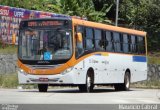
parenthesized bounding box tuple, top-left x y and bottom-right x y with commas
(61, 67, 73, 75)
(19, 69, 24, 73)
(18, 68, 27, 75)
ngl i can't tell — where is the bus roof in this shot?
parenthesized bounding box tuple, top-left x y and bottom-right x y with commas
(72, 18, 146, 36)
(20, 17, 146, 37)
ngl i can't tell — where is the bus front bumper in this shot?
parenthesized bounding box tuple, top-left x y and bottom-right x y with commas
(18, 70, 76, 84)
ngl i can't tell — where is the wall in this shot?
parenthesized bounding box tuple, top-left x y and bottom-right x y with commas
(0, 54, 17, 74)
(148, 64, 160, 80)
(0, 5, 69, 44)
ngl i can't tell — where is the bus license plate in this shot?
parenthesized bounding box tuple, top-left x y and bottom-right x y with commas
(39, 78, 49, 82)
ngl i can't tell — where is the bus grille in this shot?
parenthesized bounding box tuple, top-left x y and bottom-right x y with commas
(26, 64, 62, 69)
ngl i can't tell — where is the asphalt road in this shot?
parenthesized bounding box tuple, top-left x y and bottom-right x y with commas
(0, 87, 160, 104)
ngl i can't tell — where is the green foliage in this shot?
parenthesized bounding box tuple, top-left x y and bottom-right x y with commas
(131, 80, 160, 89)
(42, 0, 112, 22)
(0, 45, 17, 54)
(119, 0, 160, 51)
(0, 0, 112, 23)
(0, 73, 18, 88)
(0, 0, 46, 10)
(148, 57, 160, 65)
(148, 52, 160, 64)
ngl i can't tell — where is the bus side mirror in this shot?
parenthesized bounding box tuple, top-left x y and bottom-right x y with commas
(76, 32, 82, 43)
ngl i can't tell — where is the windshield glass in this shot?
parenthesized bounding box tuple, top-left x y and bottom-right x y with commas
(18, 28, 72, 61)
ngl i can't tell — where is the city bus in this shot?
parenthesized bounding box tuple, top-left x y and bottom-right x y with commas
(17, 16, 147, 92)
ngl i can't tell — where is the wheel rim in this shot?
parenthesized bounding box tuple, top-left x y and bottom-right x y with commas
(125, 75, 130, 88)
(87, 75, 91, 91)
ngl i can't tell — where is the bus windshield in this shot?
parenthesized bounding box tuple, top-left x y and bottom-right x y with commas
(18, 20, 72, 61)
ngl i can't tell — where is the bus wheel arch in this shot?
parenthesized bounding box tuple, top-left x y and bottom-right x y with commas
(125, 69, 131, 78)
(87, 68, 94, 83)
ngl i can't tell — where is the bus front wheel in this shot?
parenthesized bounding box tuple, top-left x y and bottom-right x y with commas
(78, 72, 94, 93)
(86, 73, 94, 92)
(38, 84, 48, 92)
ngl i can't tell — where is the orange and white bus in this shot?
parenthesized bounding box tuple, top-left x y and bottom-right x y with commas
(17, 16, 147, 92)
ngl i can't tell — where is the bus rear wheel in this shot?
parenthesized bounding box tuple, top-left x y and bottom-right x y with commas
(38, 84, 48, 92)
(114, 72, 130, 91)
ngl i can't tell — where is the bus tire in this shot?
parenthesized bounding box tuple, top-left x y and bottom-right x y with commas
(114, 71, 130, 91)
(78, 71, 94, 93)
(38, 84, 48, 92)
(114, 84, 123, 91)
(78, 84, 86, 92)
(86, 73, 94, 92)
(123, 71, 130, 91)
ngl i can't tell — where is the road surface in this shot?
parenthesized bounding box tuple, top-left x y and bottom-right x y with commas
(0, 87, 160, 104)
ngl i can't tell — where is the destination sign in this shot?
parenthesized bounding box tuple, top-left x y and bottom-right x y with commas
(20, 20, 71, 29)
(27, 21, 63, 27)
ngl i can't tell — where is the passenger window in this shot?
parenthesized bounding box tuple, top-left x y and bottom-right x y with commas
(75, 26, 84, 57)
(94, 29, 104, 51)
(77, 26, 83, 33)
(138, 36, 145, 54)
(131, 35, 136, 53)
(86, 28, 93, 39)
(106, 31, 113, 52)
(85, 28, 94, 50)
(120, 34, 123, 52)
(123, 34, 129, 53)
(128, 35, 131, 53)
(113, 32, 121, 52)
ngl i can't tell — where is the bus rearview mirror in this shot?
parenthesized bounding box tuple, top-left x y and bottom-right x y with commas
(76, 32, 82, 43)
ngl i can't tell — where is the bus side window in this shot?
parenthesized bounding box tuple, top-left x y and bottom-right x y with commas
(75, 26, 84, 57)
(76, 25, 84, 33)
(128, 35, 131, 53)
(123, 34, 129, 53)
(135, 36, 138, 53)
(94, 29, 104, 51)
(106, 31, 113, 52)
(85, 27, 94, 50)
(120, 33, 123, 52)
(113, 32, 121, 52)
(131, 35, 137, 53)
(137, 36, 145, 54)
(76, 26, 84, 43)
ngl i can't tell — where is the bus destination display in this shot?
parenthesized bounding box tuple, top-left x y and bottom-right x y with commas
(28, 21, 63, 27)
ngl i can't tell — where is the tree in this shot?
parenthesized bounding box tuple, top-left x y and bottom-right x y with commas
(0, 0, 112, 23)
(0, 0, 46, 10)
(119, 0, 160, 51)
(44, 0, 112, 23)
